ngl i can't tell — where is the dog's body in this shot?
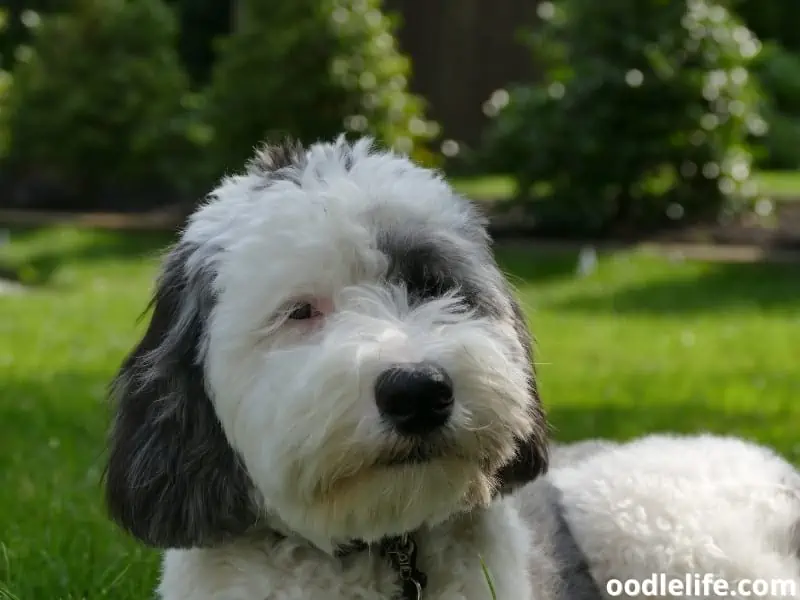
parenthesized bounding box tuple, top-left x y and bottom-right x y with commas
(104, 138, 800, 599)
(547, 434, 800, 597)
(156, 434, 800, 600)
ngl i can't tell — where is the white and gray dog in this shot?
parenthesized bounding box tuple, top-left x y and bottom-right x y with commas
(105, 137, 800, 599)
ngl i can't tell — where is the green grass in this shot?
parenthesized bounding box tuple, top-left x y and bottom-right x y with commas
(2, 227, 799, 598)
(451, 174, 518, 202)
(451, 170, 800, 201)
(757, 170, 800, 198)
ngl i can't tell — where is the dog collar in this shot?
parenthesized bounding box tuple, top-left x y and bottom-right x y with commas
(336, 533, 427, 600)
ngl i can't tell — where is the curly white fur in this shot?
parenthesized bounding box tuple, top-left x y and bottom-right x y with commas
(544, 434, 800, 599)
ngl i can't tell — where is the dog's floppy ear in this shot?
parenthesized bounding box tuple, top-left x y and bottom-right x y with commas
(495, 292, 550, 495)
(104, 242, 257, 548)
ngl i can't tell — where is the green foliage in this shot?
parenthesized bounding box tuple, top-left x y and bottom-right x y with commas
(485, 0, 766, 235)
(733, 0, 800, 53)
(3, 0, 203, 207)
(725, 0, 800, 170)
(164, 0, 233, 86)
(0, 8, 11, 158)
(0, 1, 70, 71)
(750, 43, 800, 169)
(204, 0, 437, 180)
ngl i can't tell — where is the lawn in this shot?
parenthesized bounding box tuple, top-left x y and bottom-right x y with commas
(451, 170, 800, 201)
(2, 227, 799, 599)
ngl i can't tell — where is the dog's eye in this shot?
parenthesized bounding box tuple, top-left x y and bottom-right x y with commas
(288, 303, 320, 320)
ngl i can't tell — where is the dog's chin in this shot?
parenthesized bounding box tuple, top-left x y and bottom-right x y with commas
(376, 439, 453, 467)
(275, 456, 495, 549)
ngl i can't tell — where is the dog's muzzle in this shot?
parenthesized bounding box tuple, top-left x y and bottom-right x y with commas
(374, 361, 454, 436)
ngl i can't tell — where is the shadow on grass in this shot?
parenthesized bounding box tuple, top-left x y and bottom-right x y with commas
(547, 400, 798, 460)
(0, 370, 162, 600)
(0, 227, 175, 285)
(1, 370, 117, 451)
(495, 246, 580, 288)
(551, 261, 800, 315)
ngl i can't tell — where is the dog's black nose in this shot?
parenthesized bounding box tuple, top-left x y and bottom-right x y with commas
(374, 362, 454, 436)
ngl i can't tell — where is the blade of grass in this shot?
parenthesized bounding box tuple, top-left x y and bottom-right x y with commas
(479, 554, 497, 600)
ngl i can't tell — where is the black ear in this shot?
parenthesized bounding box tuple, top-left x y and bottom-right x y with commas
(104, 242, 257, 548)
(495, 292, 550, 495)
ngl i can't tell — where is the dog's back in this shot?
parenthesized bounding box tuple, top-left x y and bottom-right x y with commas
(521, 434, 800, 599)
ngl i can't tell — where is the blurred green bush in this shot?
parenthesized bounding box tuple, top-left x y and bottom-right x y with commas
(204, 0, 438, 180)
(750, 43, 800, 169)
(0, 8, 11, 159)
(733, 0, 800, 170)
(164, 0, 232, 87)
(0, 0, 438, 210)
(0, 2, 67, 73)
(733, 0, 800, 54)
(1, 1, 234, 89)
(3, 0, 203, 209)
(485, 0, 766, 236)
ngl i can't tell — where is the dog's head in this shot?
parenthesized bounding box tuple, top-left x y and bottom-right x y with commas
(105, 137, 548, 550)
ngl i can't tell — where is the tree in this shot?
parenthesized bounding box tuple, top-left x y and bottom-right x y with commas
(204, 0, 438, 180)
(4, 0, 201, 209)
(485, 0, 765, 235)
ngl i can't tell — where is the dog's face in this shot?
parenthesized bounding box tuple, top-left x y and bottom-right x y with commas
(105, 138, 548, 550)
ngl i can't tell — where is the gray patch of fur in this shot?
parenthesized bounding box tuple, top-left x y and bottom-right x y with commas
(377, 218, 550, 494)
(518, 479, 605, 600)
(495, 289, 550, 494)
(377, 229, 506, 318)
(104, 241, 258, 549)
(247, 138, 307, 182)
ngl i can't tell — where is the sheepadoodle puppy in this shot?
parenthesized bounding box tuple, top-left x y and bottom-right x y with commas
(104, 137, 800, 600)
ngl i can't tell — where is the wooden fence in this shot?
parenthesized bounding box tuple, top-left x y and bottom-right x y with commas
(384, 0, 541, 148)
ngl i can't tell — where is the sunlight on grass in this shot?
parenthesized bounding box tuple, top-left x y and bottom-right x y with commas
(452, 170, 800, 201)
(757, 171, 800, 199)
(451, 174, 516, 201)
(1, 227, 798, 598)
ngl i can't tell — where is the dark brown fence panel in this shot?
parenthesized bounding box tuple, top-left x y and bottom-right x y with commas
(385, 0, 540, 149)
